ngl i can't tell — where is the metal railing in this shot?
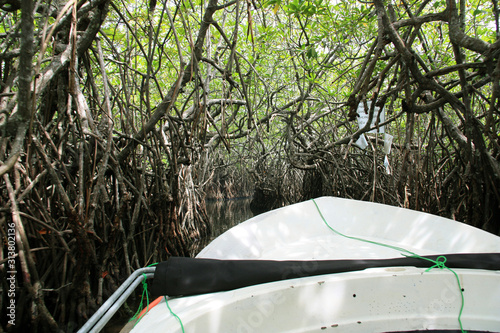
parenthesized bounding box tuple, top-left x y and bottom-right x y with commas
(78, 267, 156, 333)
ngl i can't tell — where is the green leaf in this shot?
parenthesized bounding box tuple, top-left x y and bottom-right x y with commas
(306, 46, 318, 59)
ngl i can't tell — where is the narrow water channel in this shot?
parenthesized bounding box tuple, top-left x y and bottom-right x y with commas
(104, 198, 256, 332)
(190, 197, 255, 256)
(204, 197, 255, 242)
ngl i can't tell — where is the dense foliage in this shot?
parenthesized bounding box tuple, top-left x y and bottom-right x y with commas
(1, 0, 499, 330)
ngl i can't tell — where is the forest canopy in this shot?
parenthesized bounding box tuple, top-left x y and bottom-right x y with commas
(1, 0, 500, 331)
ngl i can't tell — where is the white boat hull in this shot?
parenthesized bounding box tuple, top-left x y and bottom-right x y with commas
(131, 197, 500, 332)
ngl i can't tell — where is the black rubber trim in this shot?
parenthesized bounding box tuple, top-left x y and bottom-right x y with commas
(151, 253, 500, 297)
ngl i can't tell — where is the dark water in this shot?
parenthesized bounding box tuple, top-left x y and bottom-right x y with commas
(103, 198, 255, 332)
(205, 197, 255, 242)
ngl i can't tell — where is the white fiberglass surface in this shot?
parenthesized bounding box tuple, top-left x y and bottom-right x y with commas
(132, 268, 500, 333)
(197, 197, 500, 260)
(131, 197, 500, 332)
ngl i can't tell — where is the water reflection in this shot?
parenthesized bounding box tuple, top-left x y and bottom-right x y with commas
(191, 197, 255, 256)
(205, 197, 255, 240)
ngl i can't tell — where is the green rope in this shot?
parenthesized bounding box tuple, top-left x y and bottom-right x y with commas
(129, 263, 158, 326)
(405, 254, 466, 332)
(311, 198, 466, 333)
(129, 273, 150, 324)
(311, 198, 420, 257)
(126, 261, 185, 332)
(165, 295, 185, 333)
